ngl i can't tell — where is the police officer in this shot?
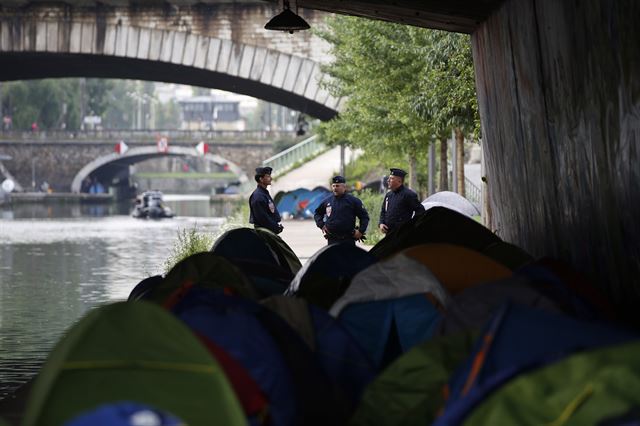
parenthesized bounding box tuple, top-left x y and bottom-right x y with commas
(249, 166, 283, 234)
(379, 168, 425, 234)
(314, 175, 369, 245)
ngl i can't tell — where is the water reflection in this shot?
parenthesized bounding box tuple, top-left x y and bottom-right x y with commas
(0, 196, 239, 399)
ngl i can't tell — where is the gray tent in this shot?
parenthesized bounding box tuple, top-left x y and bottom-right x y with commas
(422, 191, 480, 217)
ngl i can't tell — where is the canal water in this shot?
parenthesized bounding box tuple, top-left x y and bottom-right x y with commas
(0, 196, 238, 399)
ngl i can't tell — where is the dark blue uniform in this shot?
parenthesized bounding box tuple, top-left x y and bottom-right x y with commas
(249, 185, 282, 234)
(314, 193, 369, 245)
(379, 185, 425, 233)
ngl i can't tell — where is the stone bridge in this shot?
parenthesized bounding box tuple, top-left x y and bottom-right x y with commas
(0, 131, 278, 192)
(0, 3, 343, 120)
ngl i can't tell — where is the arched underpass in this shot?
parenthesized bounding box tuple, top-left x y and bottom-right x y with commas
(70, 146, 248, 193)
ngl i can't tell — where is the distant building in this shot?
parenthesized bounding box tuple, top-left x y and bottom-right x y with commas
(178, 96, 245, 131)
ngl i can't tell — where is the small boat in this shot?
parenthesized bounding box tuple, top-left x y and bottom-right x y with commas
(132, 190, 174, 219)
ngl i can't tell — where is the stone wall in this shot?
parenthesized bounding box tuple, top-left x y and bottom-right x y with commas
(0, 141, 272, 191)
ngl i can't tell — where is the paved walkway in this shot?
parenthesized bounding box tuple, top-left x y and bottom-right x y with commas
(280, 220, 370, 263)
(269, 146, 358, 194)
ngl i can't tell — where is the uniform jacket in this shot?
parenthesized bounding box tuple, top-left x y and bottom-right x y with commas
(379, 185, 425, 232)
(314, 193, 369, 237)
(249, 185, 281, 233)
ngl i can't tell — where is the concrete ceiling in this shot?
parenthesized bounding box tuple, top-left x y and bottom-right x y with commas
(0, 0, 504, 33)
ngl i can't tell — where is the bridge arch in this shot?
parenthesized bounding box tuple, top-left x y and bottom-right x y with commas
(0, 20, 343, 120)
(71, 146, 248, 193)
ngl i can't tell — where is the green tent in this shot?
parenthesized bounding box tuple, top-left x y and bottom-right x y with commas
(350, 332, 477, 426)
(23, 301, 246, 426)
(142, 252, 260, 305)
(465, 341, 640, 425)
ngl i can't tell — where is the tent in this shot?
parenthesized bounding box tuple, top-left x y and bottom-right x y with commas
(370, 206, 533, 269)
(422, 191, 481, 217)
(127, 275, 163, 301)
(253, 227, 302, 275)
(262, 295, 377, 408)
(172, 287, 350, 426)
(276, 187, 330, 219)
(349, 331, 477, 426)
(330, 254, 447, 369)
(401, 244, 513, 294)
(64, 402, 183, 426)
(22, 301, 245, 426)
(463, 341, 640, 425)
(130, 252, 259, 305)
(436, 275, 566, 337)
(436, 303, 638, 425)
(286, 243, 377, 310)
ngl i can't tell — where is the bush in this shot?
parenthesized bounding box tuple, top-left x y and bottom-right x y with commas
(357, 189, 385, 246)
(162, 202, 252, 274)
(162, 225, 215, 274)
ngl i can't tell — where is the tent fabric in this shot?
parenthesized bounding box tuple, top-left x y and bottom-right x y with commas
(464, 341, 640, 426)
(329, 253, 450, 317)
(402, 244, 513, 294)
(436, 275, 565, 337)
(260, 295, 316, 350)
(211, 227, 283, 269)
(422, 191, 481, 217)
(276, 187, 330, 219)
(172, 288, 349, 426)
(338, 294, 442, 370)
(23, 301, 245, 426)
(517, 257, 619, 322)
(64, 402, 183, 426)
(127, 275, 163, 301)
(193, 333, 269, 423)
(287, 244, 377, 310)
(262, 295, 377, 408)
(171, 288, 299, 426)
(369, 206, 501, 261)
(350, 331, 477, 426)
(437, 303, 638, 425)
(370, 206, 533, 270)
(136, 252, 259, 305)
(254, 227, 302, 275)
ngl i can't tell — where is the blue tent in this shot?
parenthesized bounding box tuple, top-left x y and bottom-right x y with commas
(436, 303, 638, 425)
(171, 288, 349, 426)
(338, 294, 442, 370)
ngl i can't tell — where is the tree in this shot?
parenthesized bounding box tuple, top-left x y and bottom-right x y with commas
(316, 16, 436, 191)
(413, 31, 480, 195)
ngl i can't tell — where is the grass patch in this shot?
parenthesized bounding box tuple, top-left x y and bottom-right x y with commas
(135, 172, 237, 179)
(162, 201, 251, 274)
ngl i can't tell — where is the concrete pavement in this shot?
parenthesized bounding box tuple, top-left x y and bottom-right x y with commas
(279, 219, 370, 263)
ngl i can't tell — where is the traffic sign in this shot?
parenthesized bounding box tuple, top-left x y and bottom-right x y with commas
(115, 140, 129, 154)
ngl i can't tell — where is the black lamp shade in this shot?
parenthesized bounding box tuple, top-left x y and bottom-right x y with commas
(264, 8, 310, 33)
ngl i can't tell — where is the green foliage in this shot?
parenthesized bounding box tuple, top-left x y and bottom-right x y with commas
(356, 189, 385, 245)
(162, 224, 215, 274)
(162, 202, 251, 274)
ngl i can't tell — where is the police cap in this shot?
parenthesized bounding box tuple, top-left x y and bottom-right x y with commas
(255, 166, 273, 176)
(332, 175, 346, 184)
(390, 168, 407, 178)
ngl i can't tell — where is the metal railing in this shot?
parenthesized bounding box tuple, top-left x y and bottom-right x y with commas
(465, 176, 482, 206)
(0, 129, 297, 143)
(262, 134, 325, 176)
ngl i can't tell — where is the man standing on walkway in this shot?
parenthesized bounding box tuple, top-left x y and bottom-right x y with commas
(249, 166, 284, 234)
(314, 175, 369, 245)
(379, 168, 425, 235)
